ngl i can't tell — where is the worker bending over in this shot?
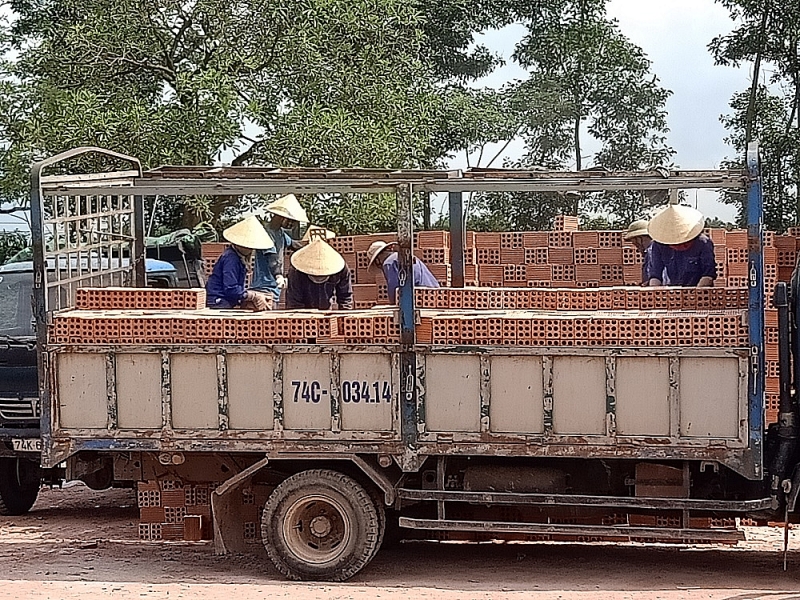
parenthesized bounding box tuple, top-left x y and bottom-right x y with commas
(206, 216, 274, 311)
(623, 219, 652, 286)
(252, 194, 308, 307)
(285, 239, 353, 310)
(366, 241, 440, 304)
(645, 204, 716, 288)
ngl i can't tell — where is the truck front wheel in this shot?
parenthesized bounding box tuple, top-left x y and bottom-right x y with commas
(0, 457, 41, 515)
(262, 469, 382, 581)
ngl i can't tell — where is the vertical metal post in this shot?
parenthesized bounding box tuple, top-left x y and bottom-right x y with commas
(133, 194, 147, 287)
(423, 191, 431, 231)
(397, 184, 415, 345)
(397, 184, 418, 450)
(449, 191, 465, 288)
(746, 141, 764, 479)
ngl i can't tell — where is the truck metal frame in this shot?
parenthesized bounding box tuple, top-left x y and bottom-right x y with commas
(29, 144, 785, 581)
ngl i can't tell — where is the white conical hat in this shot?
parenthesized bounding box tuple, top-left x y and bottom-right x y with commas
(290, 239, 345, 276)
(366, 240, 397, 270)
(266, 194, 309, 223)
(647, 204, 705, 245)
(302, 225, 336, 242)
(623, 219, 649, 240)
(222, 216, 275, 250)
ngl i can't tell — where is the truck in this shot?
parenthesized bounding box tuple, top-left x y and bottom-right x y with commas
(25, 144, 800, 581)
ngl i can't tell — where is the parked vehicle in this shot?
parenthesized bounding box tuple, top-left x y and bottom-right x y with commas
(22, 145, 800, 581)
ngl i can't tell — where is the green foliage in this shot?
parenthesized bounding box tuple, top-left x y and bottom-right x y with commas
(0, 231, 28, 265)
(712, 0, 800, 229)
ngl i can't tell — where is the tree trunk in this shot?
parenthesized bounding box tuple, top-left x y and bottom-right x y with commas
(745, 6, 769, 154)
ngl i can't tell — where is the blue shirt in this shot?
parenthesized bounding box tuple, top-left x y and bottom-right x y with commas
(206, 247, 248, 308)
(286, 267, 354, 310)
(251, 227, 294, 300)
(381, 252, 440, 303)
(645, 234, 717, 286)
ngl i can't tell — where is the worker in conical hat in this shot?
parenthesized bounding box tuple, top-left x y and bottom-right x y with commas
(251, 194, 309, 307)
(623, 219, 652, 286)
(645, 204, 716, 287)
(366, 240, 439, 304)
(285, 239, 353, 310)
(206, 216, 274, 311)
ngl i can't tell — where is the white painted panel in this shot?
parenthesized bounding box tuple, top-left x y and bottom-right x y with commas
(340, 354, 393, 431)
(490, 356, 544, 433)
(425, 354, 481, 432)
(227, 353, 273, 430)
(680, 357, 739, 438)
(58, 353, 108, 429)
(552, 356, 606, 435)
(283, 354, 332, 430)
(616, 357, 670, 436)
(116, 353, 162, 429)
(171, 354, 219, 429)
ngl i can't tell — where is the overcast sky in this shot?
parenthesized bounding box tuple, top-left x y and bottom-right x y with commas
(2, 0, 750, 231)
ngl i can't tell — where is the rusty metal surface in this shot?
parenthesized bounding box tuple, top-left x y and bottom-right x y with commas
(397, 517, 745, 542)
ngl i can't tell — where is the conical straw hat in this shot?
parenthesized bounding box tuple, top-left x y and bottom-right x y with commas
(266, 194, 309, 223)
(623, 219, 649, 240)
(291, 239, 345, 276)
(647, 204, 705, 245)
(302, 225, 336, 242)
(222, 216, 275, 250)
(366, 240, 397, 270)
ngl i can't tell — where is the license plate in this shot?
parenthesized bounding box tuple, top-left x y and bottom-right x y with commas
(11, 438, 41, 453)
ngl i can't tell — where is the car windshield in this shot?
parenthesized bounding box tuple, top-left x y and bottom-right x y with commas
(0, 271, 34, 337)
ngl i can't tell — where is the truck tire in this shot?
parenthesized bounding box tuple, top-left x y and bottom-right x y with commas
(0, 457, 41, 516)
(261, 469, 382, 581)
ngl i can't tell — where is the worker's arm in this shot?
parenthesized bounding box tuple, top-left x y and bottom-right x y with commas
(696, 239, 717, 288)
(335, 268, 354, 310)
(697, 276, 714, 288)
(383, 260, 400, 304)
(284, 270, 304, 309)
(216, 252, 248, 305)
(644, 243, 665, 287)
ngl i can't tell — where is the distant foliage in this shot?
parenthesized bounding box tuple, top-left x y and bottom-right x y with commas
(0, 231, 28, 264)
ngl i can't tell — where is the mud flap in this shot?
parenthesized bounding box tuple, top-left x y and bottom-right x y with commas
(211, 457, 270, 555)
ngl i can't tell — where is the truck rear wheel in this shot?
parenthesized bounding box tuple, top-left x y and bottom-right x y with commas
(261, 469, 382, 581)
(0, 456, 41, 515)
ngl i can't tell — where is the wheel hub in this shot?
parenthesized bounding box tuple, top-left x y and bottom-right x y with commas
(310, 515, 332, 537)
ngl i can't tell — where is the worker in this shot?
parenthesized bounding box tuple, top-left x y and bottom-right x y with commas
(623, 219, 652, 286)
(206, 216, 274, 311)
(251, 194, 309, 307)
(285, 239, 353, 310)
(645, 204, 716, 287)
(366, 240, 440, 304)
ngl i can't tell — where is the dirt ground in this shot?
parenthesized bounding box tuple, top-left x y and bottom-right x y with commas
(1, 484, 800, 599)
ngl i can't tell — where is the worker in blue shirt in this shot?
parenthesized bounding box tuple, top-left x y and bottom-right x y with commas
(366, 240, 440, 304)
(285, 239, 354, 310)
(206, 216, 274, 311)
(645, 204, 716, 287)
(251, 194, 308, 307)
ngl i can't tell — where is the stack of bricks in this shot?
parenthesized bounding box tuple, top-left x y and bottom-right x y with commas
(416, 310, 748, 348)
(137, 480, 213, 542)
(51, 298, 401, 345)
(76, 288, 206, 310)
(138, 478, 272, 545)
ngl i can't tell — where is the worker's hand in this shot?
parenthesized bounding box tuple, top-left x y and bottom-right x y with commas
(275, 274, 287, 289)
(246, 290, 270, 312)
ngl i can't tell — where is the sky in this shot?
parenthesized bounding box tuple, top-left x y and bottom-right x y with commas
(2, 0, 750, 231)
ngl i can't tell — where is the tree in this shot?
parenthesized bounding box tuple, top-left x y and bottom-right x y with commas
(1, 0, 449, 231)
(711, 0, 800, 227)
(467, 0, 673, 231)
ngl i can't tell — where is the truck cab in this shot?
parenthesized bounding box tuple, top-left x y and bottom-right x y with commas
(0, 257, 179, 514)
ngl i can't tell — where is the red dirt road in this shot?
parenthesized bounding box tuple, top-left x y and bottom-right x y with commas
(1, 483, 799, 599)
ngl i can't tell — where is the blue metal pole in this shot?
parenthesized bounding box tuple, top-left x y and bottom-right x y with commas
(746, 141, 765, 480)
